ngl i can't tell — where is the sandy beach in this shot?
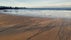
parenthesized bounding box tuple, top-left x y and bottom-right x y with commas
(0, 14, 71, 40)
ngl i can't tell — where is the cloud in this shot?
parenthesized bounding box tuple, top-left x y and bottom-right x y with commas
(0, 0, 71, 7)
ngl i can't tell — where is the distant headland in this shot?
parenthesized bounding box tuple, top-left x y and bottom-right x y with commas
(0, 6, 27, 9)
(0, 6, 71, 10)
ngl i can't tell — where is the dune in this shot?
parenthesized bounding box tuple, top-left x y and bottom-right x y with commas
(0, 14, 71, 40)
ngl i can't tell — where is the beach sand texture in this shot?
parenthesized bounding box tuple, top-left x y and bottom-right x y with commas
(0, 14, 71, 40)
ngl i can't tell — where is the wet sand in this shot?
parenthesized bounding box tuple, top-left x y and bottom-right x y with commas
(0, 14, 71, 40)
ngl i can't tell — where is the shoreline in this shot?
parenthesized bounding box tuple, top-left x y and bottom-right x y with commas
(0, 9, 71, 19)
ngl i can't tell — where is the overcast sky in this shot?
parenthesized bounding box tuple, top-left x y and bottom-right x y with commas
(0, 0, 71, 7)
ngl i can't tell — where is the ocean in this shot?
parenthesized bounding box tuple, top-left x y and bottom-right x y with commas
(0, 9, 71, 19)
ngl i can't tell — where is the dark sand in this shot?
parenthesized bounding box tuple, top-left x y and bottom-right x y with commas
(0, 14, 71, 40)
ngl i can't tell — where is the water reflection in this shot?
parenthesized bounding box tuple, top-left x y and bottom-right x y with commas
(0, 9, 71, 18)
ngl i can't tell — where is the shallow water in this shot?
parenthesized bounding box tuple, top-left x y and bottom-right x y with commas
(0, 9, 71, 18)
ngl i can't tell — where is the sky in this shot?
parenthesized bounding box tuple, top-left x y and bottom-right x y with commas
(0, 0, 71, 7)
